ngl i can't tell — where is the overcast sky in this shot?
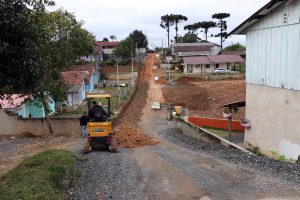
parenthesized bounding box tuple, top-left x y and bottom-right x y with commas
(49, 0, 270, 48)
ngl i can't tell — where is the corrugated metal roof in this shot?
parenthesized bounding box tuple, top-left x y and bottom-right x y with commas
(183, 54, 245, 65)
(231, 0, 287, 35)
(208, 54, 245, 63)
(174, 46, 212, 53)
(183, 56, 212, 65)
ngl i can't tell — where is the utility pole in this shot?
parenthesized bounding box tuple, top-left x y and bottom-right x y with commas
(131, 44, 134, 87)
(117, 62, 120, 106)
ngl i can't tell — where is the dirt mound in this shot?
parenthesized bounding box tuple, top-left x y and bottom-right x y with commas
(113, 54, 160, 148)
(114, 123, 159, 148)
(162, 82, 210, 110)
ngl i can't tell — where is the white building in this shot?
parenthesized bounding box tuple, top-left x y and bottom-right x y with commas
(231, 0, 300, 159)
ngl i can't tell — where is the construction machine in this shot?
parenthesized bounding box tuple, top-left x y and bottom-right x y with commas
(86, 92, 114, 151)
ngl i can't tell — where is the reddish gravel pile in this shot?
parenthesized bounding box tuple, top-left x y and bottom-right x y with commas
(114, 122, 159, 148)
(113, 54, 159, 148)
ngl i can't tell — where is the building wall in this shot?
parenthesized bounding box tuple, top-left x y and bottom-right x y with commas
(245, 84, 300, 159)
(0, 110, 80, 136)
(246, 0, 300, 90)
(67, 84, 85, 106)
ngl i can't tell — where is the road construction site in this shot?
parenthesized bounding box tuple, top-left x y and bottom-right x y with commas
(0, 54, 299, 200)
(63, 54, 300, 200)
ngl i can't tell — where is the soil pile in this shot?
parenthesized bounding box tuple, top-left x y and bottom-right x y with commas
(162, 82, 210, 110)
(114, 122, 159, 148)
(113, 54, 159, 148)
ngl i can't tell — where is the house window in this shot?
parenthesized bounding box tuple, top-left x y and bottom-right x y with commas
(205, 64, 210, 68)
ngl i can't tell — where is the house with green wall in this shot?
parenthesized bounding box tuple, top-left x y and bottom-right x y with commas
(16, 97, 55, 118)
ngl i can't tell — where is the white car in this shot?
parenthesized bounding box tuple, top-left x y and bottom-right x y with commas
(213, 68, 230, 74)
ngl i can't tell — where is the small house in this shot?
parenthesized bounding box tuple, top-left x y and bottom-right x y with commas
(0, 94, 55, 118)
(61, 71, 86, 107)
(183, 54, 245, 74)
(231, 0, 300, 159)
(71, 65, 97, 92)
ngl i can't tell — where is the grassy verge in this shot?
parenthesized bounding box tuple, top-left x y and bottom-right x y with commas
(202, 127, 242, 138)
(0, 150, 85, 200)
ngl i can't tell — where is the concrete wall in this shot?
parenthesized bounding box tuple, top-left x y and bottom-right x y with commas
(173, 117, 250, 152)
(245, 84, 300, 159)
(0, 110, 80, 136)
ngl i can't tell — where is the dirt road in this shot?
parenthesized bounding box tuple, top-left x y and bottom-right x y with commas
(66, 55, 300, 200)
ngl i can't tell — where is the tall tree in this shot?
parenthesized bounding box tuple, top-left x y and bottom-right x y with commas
(212, 13, 230, 49)
(129, 30, 148, 48)
(103, 37, 109, 42)
(197, 21, 216, 41)
(109, 35, 117, 41)
(160, 14, 174, 48)
(184, 24, 198, 34)
(172, 14, 188, 43)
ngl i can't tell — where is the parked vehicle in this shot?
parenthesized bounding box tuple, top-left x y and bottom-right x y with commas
(213, 68, 230, 74)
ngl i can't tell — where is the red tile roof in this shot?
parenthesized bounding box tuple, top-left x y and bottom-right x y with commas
(95, 41, 119, 47)
(69, 65, 95, 81)
(61, 71, 86, 85)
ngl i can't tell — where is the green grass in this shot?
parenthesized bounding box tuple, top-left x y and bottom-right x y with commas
(0, 150, 85, 200)
(202, 127, 242, 138)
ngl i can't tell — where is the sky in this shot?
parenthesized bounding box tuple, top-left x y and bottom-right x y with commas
(49, 0, 270, 49)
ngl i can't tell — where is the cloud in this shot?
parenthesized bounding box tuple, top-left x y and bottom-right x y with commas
(49, 0, 270, 48)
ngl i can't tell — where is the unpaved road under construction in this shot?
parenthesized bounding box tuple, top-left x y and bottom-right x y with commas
(65, 54, 300, 200)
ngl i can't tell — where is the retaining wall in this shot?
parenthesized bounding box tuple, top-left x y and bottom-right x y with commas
(173, 117, 250, 153)
(188, 116, 245, 132)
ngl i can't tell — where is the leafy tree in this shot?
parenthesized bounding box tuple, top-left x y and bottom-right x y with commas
(129, 30, 148, 48)
(102, 37, 109, 42)
(223, 43, 246, 51)
(197, 21, 216, 41)
(177, 33, 200, 43)
(40, 9, 95, 106)
(113, 37, 132, 61)
(160, 14, 175, 48)
(212, 13, 230, 49)
(172, 14, 188, 42)
(109, 35, 117, 41)
(0, 1, 95, 117)
(0, 0, 54, 98)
